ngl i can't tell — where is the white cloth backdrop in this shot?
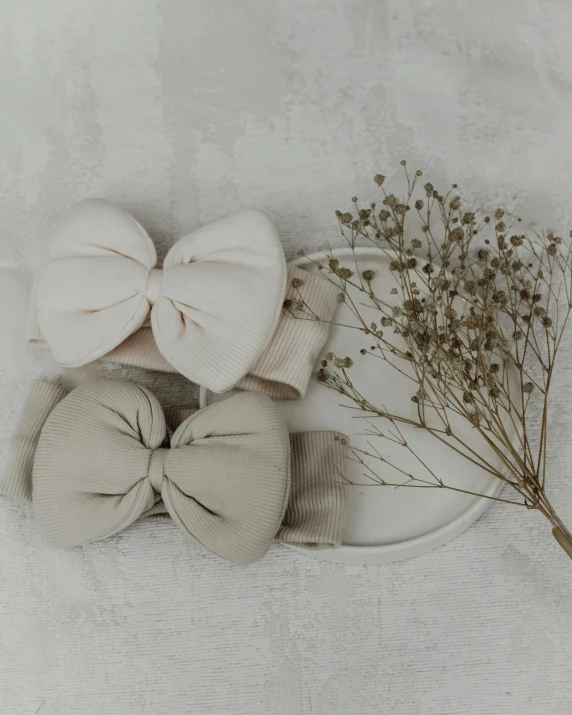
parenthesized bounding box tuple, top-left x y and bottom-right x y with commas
(1, 1, 571, 713)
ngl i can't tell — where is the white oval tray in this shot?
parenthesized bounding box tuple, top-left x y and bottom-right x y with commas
(201, 247, 505, 564)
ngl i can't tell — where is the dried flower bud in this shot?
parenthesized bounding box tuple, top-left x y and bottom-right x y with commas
(283, 299, 293, 310)
(351, 196, 358, 203)
(297, 249, 305, 256)
(362, 270, 375, 281)
(338, 267, 354, 279)
(381, 317, 392, 326)
(360, 348, 367, 355)
(390, 287, 398, 294)
(374, 174, 385, 186)
(415, 199, 424, 210)
(444, 307, 458, 320)
(412, 239, 422, 249)
(547, 244, 558, 256)
(510, 235, 523, 246)
(542, 316, 553, 328)
(334, 356, 354, 369)
(416, 169, 422, 176)
(523, 383, 534, 393)
(462, 212, 475, 224)
(495, 221, 506, 232)
(337, 292, 346, 303)
(450, 227, 464, 242)
(494, 209, 504, 220)
(489, 363, 500, 374)
(378, 210, 391, 221)
(449, 197, 461, 210)
(400, 160, 406, 166)
(329, 259, 339, 271)
(291, 277, 305, 288)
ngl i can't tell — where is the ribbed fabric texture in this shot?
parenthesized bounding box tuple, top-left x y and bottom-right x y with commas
(29, 198, 287, 393)
(29, 200, 339, 400)
(277, 431, 346, 548)
(0, 380, 348, 563)
(237, 265, 340, 399)
(0, 381, 68, 502)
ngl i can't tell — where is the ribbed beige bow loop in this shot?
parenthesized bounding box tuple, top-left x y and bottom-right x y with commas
(1, 381, 348, 564)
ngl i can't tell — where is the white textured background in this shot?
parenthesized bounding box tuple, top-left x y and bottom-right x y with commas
(1, 1, 572, 713)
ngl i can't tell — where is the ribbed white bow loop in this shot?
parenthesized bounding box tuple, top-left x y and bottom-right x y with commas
(32, 199, 287, 392)
(145, 268, 163, 307)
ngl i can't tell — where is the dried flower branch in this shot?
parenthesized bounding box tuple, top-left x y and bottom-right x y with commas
(304, 163, 572, 558)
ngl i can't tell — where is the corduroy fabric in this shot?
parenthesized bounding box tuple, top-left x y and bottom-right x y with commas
(1, 380, 348, 563)
(29, 198, 287, 393)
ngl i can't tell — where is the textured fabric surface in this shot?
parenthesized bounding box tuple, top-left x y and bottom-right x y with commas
(1, 380, 347, 562)
(31, 199, 287, 393)
(237, 265, 341, 399)
(2, 1, 572, 713)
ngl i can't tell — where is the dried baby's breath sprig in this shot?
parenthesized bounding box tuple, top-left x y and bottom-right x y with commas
(315, 165, 572, 559)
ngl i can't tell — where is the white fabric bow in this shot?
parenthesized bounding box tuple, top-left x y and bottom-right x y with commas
(32, 199, 287, 392)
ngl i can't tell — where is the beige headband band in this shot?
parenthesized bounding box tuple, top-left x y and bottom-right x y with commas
(1, 380, 347, 564)
(29, 199, 339, 398)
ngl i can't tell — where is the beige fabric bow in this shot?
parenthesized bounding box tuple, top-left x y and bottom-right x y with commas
(29, 199, 341, 399)
(1, 380, 347, 564)
(30, 199, 287, 393)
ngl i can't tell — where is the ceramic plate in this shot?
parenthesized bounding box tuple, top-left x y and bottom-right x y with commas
(201, 247, 509, 564)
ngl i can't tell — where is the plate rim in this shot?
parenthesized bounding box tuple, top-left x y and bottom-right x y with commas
(200, 246, 505, 564)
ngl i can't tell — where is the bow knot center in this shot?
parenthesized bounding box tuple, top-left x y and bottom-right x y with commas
(148, 447, 167, 492)
(145, 268, 163, 306)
